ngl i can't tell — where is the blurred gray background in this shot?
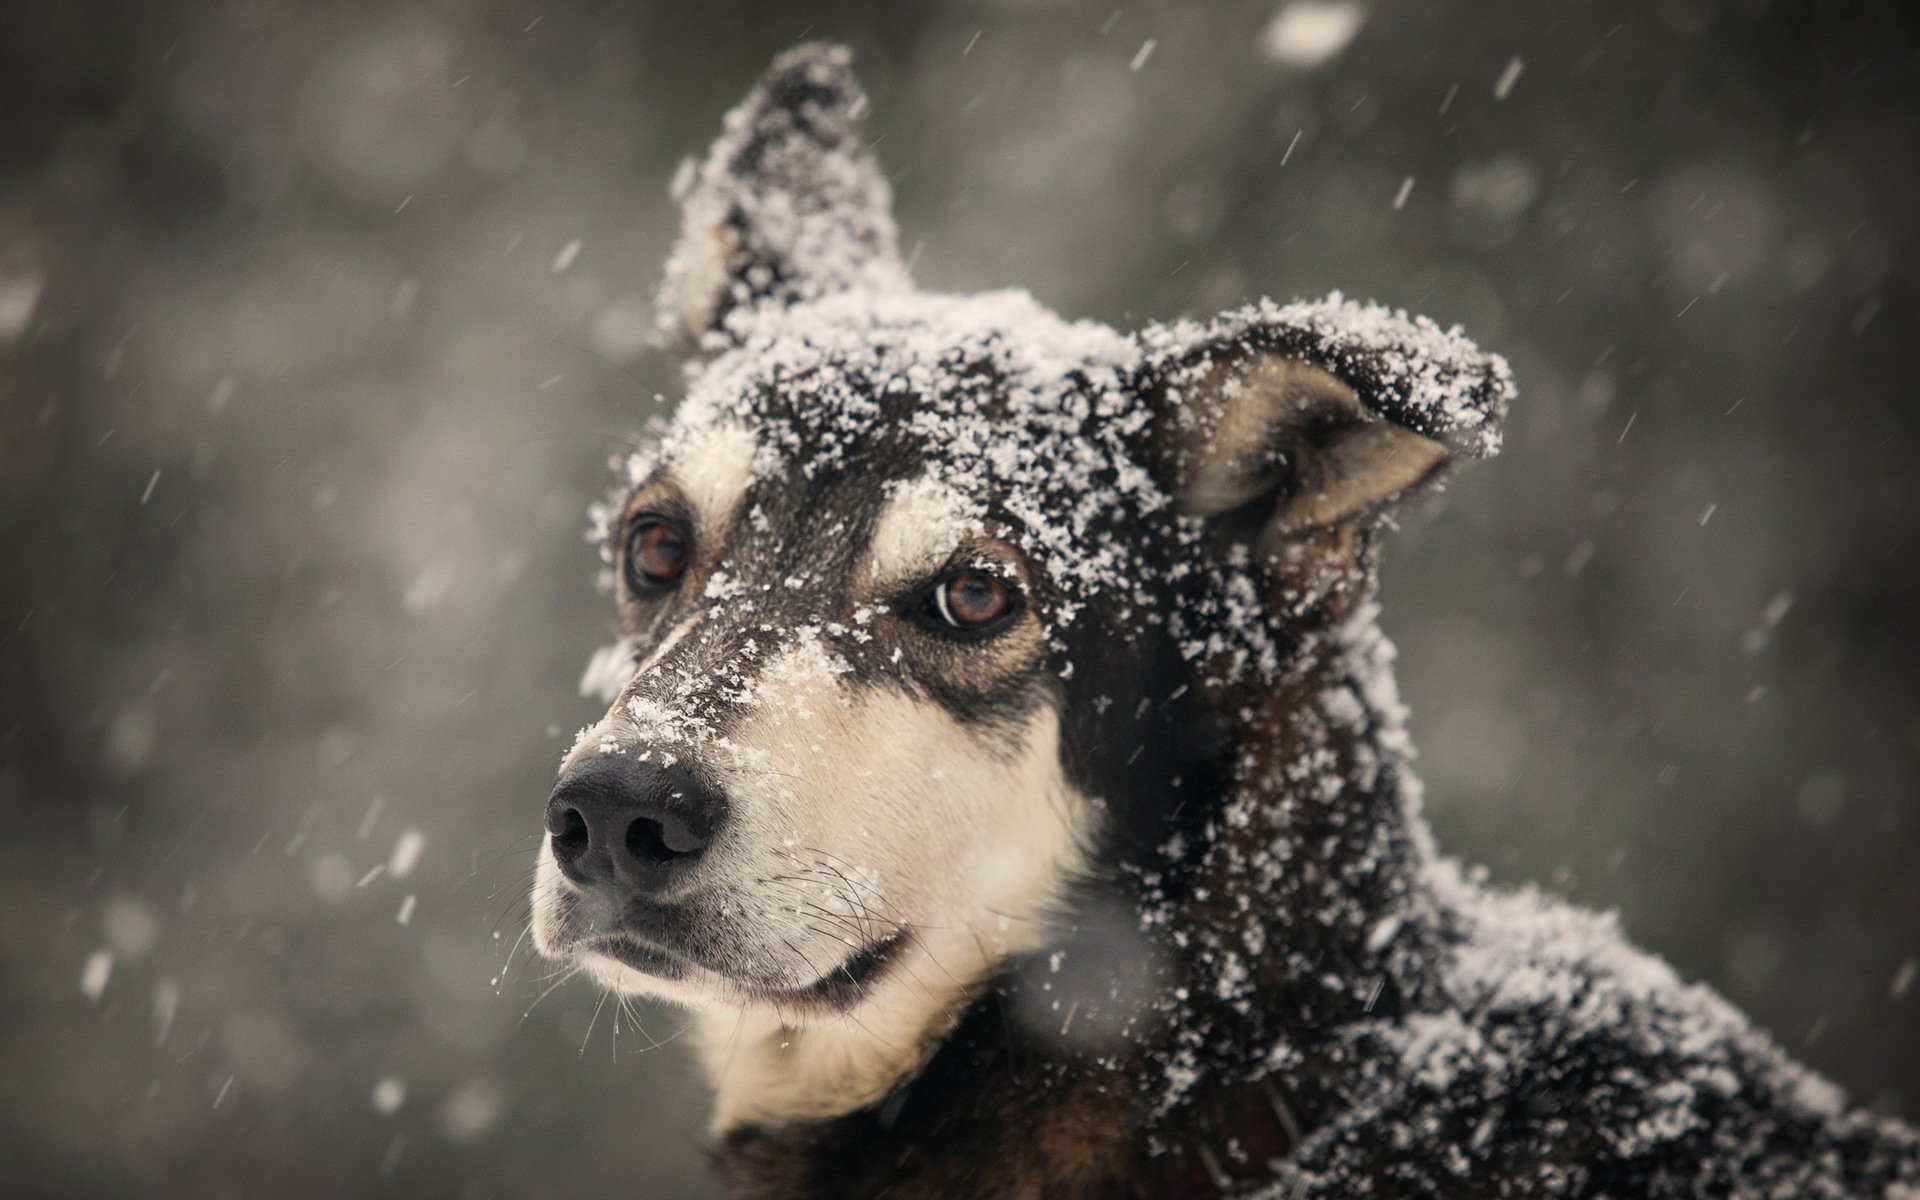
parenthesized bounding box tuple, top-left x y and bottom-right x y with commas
(2, 1, 1916, 1196)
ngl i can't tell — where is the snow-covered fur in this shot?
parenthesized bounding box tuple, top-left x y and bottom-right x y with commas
(531, 44, 1920, 1198)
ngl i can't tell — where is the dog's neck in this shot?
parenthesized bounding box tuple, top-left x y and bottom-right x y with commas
(1145, 579, 1443, 1110)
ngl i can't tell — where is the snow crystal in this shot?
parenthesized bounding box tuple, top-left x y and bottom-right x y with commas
(153, 979, 181, 1046)
(591, 294, 657, 363)
(310, 855, 354, 901)
(79, 949, 113, 1002)
(106, 703, 158, 773)
(1493, 55, 1524, 101)
(388, 828, 426, 879)
(402, 565, 452, 616)
(0, 268, 42, 342)
(102, 897, 159, 958)
(440, 1077, 507, 1143)
(1365, 913, 1403, 954)
(1261, 2, 1367, 71)
(355, 794, 386, 840)
(1742, 589, 1796, 655)
(372, 1076, 407, 1115)
(1451, 156, 1540, 222)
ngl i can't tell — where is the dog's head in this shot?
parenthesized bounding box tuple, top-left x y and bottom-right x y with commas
(530, 45, 1509, 1047)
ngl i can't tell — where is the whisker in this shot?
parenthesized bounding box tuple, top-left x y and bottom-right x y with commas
(496, 918, 535, 991)
(521, 965, 581, 1023)
(488, 892, 535, 940)
(579, 988, 611, 1057)
(715, 1005, 749, 1092)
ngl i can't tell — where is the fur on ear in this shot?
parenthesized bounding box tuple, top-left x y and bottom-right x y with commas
(655, 43, 912, 351)
(1138, 293, 1513, 543)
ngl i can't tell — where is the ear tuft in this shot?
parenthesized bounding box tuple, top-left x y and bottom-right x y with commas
(1139, 293, 1514, 541)
(1141, 293, 1512, 461)
(655, 43, 911, 351)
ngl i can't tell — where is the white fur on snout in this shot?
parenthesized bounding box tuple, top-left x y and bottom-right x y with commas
(534, 627, 1097, 1133)
(670, 419, 759, 538)
(691, 635, 1095, 1131)
(864, 474, 984, 590)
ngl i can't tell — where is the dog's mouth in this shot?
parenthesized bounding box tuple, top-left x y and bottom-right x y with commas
(776, 931, 908, 1010)
(581, 926, 909, 1013)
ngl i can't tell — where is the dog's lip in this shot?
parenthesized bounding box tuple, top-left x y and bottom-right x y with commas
(767, 930, 909, 1011)
(580, 929, 700, 980)
(562, 899, 702, 963)
(579, 925, 910, 1012)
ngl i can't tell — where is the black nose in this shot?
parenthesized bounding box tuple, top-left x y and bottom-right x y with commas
(545, 756, 725, 897)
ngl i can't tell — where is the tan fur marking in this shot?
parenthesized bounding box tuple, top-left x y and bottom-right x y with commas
(669, 419, 759, 539)
(864, 474, 985, 591)
(1176, 356, 1448, 534)
(686, 653, 1092, 1130)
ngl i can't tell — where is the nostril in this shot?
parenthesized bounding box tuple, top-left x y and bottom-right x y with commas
(551, 807, 590, 864)
(625, 816, 680, 865)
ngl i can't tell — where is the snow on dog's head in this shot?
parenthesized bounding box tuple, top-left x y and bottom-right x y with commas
(531, 42, 1513, 1127)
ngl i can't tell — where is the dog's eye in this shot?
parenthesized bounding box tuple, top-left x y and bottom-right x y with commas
(927, 571, 1014, 632)
(624, 517, 690, 591)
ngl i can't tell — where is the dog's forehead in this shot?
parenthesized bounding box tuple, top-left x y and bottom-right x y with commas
(650, 289, 1170, 599)
(681, 290, 1131, 452)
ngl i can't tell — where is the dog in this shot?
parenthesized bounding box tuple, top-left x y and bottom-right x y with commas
(528, 44, 1920, 1199)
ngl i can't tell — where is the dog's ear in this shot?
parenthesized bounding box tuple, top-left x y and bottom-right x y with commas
(1138, 296, 1513, 555)
(655, 43, 911, 351)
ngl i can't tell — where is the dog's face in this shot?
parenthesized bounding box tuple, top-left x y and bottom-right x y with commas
(528, 45, 1509, 1068)
(531, 291, 1159, 1019)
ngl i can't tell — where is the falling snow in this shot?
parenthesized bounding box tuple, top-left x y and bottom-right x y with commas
(1260, 1, 1367, 71)
(8, 9, 1918, 1199)
(80, 949, 113, 1003)
(387, 828, 427, 878)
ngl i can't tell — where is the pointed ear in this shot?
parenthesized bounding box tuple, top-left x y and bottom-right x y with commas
(655, 43, 911, 351)
(1139, 295, 1513, 550)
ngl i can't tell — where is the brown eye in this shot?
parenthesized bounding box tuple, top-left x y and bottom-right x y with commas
(625, 518, 689, 590)
(931, 572, 1013, 631)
